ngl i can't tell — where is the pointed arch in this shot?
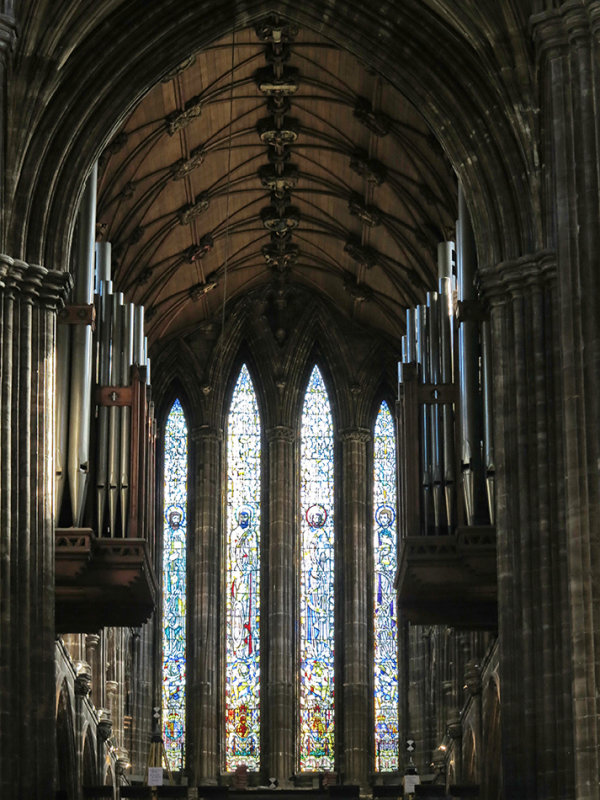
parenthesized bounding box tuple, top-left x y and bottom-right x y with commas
(225, 363, 262, 771)
(299, 364, 335, 771)
(373, 400, 399, 771)
(162, 397, 188, 770)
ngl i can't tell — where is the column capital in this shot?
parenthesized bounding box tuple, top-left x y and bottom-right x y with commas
(0, 256, 72, 308)
(338, 427, 372, 444)
(266, 425, 295, 443)
(190, 424, 222, 443)
(478, 249, 556, 307)
(531, 1, 600, 59)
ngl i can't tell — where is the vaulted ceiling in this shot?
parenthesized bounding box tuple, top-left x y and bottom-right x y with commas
(96, 18, 457, 348)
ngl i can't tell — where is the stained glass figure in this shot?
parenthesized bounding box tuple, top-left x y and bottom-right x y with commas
(225, 364, 261, 771)
(300, 365, 335, 771)
(373, 401, 399, 771)
(162, 398, 188, 770)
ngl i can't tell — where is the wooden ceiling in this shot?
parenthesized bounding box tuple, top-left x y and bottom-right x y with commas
(97, 17, 457, 347)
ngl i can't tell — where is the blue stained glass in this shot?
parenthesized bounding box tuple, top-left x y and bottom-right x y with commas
(225, 365, 261, 771)
(162, 399, 188, 770)
(300, 366, 335, 771)
(373, 401, 399, 771)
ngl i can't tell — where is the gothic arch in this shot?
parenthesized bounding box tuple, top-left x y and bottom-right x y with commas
(81, 726, 97, 789)
(482, 676, 502, 800)
(8, 1, 539, 272)
(55, 679, 77, 800)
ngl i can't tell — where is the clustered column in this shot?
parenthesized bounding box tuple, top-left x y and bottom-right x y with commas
(0, 255, 71, 799)
(532, 6, 600, 799)
(188, 424, 222, 783)
(339, 428, 371, 786)
(265, 425, 297, 786)
(479, 252, 572, 800)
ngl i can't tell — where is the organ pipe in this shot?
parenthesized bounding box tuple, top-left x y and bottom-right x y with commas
(120, 304, 134, 536)
(55, 319, 70, 517)
(68, 163, 97, 526)
(481, 319, 495, 524)
(107, 292, 124, 536)
(457, 186, 484, 526)
(398, 216, 494, 536)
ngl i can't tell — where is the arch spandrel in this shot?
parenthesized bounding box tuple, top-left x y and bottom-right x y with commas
(8, 0, 540, 275)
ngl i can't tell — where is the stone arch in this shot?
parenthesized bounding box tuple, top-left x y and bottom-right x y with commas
(482, 675, 502, 800)
(8, 1, 539, 273)
(81, 725, 97, 789)
(462, 725, 478, 785)
(55, 679, 77, 800)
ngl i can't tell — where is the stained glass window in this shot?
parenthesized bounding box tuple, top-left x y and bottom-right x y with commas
(373, 401, 399, 771)
(299, 365, 335, 771)
(162, 398, 188, 770)
(225, 364, 261, 771)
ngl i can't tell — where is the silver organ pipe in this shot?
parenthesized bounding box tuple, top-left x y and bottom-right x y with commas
(427, 289, 443, 532)
(457, 187, 484, 525)
(107, 292, 124, 536)
(398, 216, 494, 537)
(416, 303, 433, 533)
(55, 316, 70, 517)
(68, 163, 97, 526)
(119, 304, 134, 537)
(95, 242, 113, 536)
(482, 319, 495, 523)
(438, 242, 455, 531)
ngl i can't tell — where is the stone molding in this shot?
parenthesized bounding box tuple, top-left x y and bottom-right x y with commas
(478, 249, 556, 307)
(531, 1, 600, 58)
(0, 12, 17, 64)
(0, 254, 72, 308)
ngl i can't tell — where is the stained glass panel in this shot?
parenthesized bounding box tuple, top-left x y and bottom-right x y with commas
(373, 401, 399, 771)
(225, 364, 261, 771)
(162, 398, 188, 770)
(300, 365, 335, 771)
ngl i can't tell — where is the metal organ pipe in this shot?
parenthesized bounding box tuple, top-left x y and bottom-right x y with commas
(427, 290, 443, 532)
(456, 187, 484, 525)
(437, 242, 455, 531)
(416, 304, 433, 533)
(95, 243, 113, 536)
(107, 292, 124, 536)
(119, 304, 134, 537)
(482, 319, 495, 524)
(55, 316, 70, 518)
(66, 163, 97, 525)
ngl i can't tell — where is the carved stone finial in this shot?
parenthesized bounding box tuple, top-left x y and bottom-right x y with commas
(74, 660, 92, 697)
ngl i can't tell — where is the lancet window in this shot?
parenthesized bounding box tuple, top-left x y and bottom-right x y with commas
(225, 364, 262, 771)
(373, 400, 399, 771)
(299, 365, 336, 771)
(162, 398, 188, 770)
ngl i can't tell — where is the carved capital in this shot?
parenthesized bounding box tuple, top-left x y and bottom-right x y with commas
(338, 427, 372, 444)
(478, 250, 556, 307)
(531, 1, 600, 59)
(0, 256, 72, 309)
(190, 424, 222, 443)
(266, 425, 295, 443)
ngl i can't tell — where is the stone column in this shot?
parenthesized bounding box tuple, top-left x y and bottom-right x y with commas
(480, 252, 572, 800)
(532, 6, 600, 799)
(339, 428, 371, 787)
(0, 256, 71, 799)
(265, 425, 296, 785)
(188, 425, 222, 783)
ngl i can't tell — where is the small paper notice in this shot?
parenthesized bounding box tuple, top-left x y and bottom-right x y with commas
(148, 766, 163, 786)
